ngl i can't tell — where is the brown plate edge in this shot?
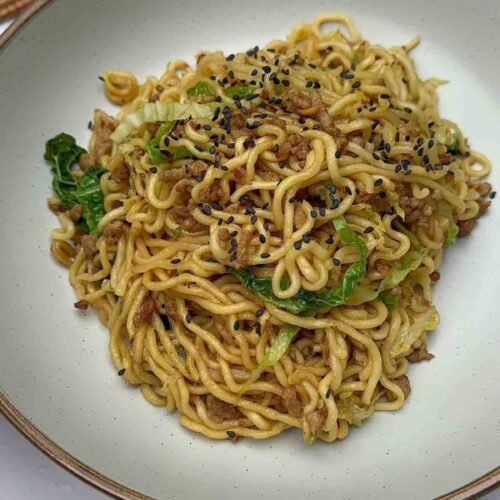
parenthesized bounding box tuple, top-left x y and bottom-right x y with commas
(0, 393, 151, 499)
(0, 1, 498, 499)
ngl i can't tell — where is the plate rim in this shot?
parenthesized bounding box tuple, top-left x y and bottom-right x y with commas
(0, 1, 498, 498)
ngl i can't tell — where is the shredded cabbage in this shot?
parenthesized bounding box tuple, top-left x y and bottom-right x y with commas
(379, 248, 427, 292)
(387, 191, 405, 219)
(339, 400, 375, 426)
(238, 324, 300, 395)
(111, 102, 213, 143)
(434, 125, 460, 153)
(186, 81, 216, 98)
(348, 222, 426, 306)
(437, 200, 458, 246)
(391, 307, 439, 357)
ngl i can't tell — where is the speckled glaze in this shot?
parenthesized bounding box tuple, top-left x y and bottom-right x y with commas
(0, 1, 499, 499)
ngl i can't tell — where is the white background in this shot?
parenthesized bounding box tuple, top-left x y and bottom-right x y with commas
(0, 11, 498, 500)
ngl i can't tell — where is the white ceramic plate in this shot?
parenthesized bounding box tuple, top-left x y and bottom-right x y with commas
(1, 0, 499, 498)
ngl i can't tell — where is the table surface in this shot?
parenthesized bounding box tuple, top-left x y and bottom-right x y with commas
(0, 11, 498, 500)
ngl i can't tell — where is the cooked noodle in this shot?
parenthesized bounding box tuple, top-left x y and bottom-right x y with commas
(47, 14, 493, 443)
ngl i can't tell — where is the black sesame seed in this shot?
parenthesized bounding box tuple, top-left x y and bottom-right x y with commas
(325, 235, 334, 244)
(319, 207, 326, 217)
(428, 139, 434, 148)
(149, 167, 158, 174)
(364, 226, 374, 234)
(255, 322, 262, 334)
(332, 258, 341, 266)
(417, 147, 424, 157)
(227, 216, 235, 224)
(385, 143, 391, 153)
(380, 93, 390, 99)
(226, 431, 236, 438)
(98, 75, 105, 81)
(118, 368, 126, 376)
(220, 165, 229, 171)
(278, 160, 286, 168)
(246, 121, 262, 129)
(312, 124, 320, 130)
(226, 54, 235, 61)
(260, 252, 270, 258)
(185, 314, 192, 324)
(163, 137, 170, 146)
(341, 71, 354, 80)
(335, 150, 342, 159)
(262, 66, 271, 73)
(217, 218, 223, 226)
(251, 215, 257, 225)
(233, 320, 240, 331)
(326, 388, 332, 398)
(288, 196, 296, 203)
(372, 153, 380, 161)
(345, 186, 353, 195)
(417, 137, 424, 146)
(256, 308, 264, 317)
(230, 254, 237, 261)
(331, 199, 340, 209)
(395, 164, 402, 173)
(352, 81, 361, 89)
(374, 178, 383, 186)
(404, 107, 412, 113)
(311, 210, 318, 218)
(489, 191, 496, 199)
(259, 234, 266, 243)
(171, 258, 181, 264)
